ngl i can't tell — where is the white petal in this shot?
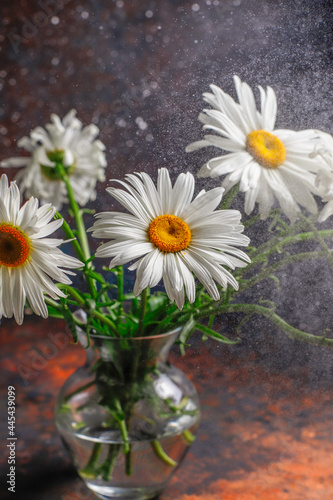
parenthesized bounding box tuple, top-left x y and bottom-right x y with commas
(233, 75, 260, 131)
(12, 270, 25, 325)
(181, 251, 220, 301)
(259, 85, 277, 130)
(182, 187, 223, 223)
(31, 219, 64, 239)
(1, 157, 31, 168)
(175, 253, 196, 303)
(108, 242, 154, 268)
(163, 271, 184, 310)
(21, 266, 48, 318)
(2, 267, 14, 318)
(171, 172, 195, 216)
(318, 201, 333, 222)
(16, 197, 39, 231)
(133, 249, 161, 295)
(157, 168, 173, 213)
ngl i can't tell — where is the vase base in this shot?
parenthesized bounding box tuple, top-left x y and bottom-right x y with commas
(87, 482, 164, 500)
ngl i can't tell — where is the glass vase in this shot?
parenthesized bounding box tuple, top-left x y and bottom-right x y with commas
(55, 327, 200, 500)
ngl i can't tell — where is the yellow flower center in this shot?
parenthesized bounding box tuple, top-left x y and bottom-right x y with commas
(246, 130, 286, 169)
(148, 214, 191, 253)
(0, 224, 31, 268)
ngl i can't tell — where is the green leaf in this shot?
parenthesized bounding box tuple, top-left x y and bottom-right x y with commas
(84, 255, 96, 264)
(195, 323, 239, 344)
(96, 285, 114, 301)
(147, 293, 167, 312)
(46, 306, 64, 319)
(85, 270, 106, 284)
(80, 208, 96, 215)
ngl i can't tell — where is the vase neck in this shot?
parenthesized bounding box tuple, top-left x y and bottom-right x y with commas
(90, 328, 181, 365)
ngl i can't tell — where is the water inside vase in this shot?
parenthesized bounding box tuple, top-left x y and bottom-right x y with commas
(61, 417, 199, 500)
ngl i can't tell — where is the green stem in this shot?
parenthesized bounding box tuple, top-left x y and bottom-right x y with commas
(220, 183, 239, 210)
(44, 296, 86, 327)
(156, 307, 182, 334)
(80, 442, 102, 478)
(300, 213, 333, 271)
(56, 163, 96, 297)
(65, 286, 85, 305)
(89, 443, 102, 466)
(228, 303, 333, 346)
(44, 296, 63, 311)
(242, 228, 333, 277)
(125, 444, 133, 476)
(151, 440, 177, 467)
(94, 309, 119, 334)
(243, 213, 261, 229)
(65, 286, 118, 334)
(113, 398, 130, 455)
(248, 217, 309, 259)
(239, 250, 333, 293)
(118, 418, 130, 455)
(117, 266, 124, 320)
(54, 212, 85, 263)
(182, 429, 196, 444)
(193, 302, 333, 347)
(45, 287, 119, 335)
(61, 173, 91, 262)
(98, 444, 121, 481)
(137, 288, 148, 336)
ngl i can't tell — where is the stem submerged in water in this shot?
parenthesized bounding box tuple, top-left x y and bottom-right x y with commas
(80, 442, 102, 479)
(125, 444, 133, 476)
(151, 440, 177, 467)
(98, 444, 121, 481)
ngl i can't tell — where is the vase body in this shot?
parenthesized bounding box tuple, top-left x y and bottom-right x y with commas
(55, 327, 200, 500)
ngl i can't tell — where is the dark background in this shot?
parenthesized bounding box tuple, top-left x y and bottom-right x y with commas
(1, 1, 333, 499)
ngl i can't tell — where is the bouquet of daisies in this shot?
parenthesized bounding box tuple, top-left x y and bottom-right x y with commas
(1, 78, 333, 349)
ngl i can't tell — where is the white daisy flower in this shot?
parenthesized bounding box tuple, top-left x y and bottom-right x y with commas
(0, 174, 82, 325)
(90, 168, 250, 310)
(1, 110, 107, 210)
(186, 75, 324, 222)
(310, 131, 333, 222)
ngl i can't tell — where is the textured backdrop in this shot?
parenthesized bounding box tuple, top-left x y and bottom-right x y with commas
(1, 1, 333, 499)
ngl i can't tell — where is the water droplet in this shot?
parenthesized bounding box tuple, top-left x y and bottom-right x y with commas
(51, 16, 60, 25)
(116, 118, 126, 128)
(135, 117, 148, 130)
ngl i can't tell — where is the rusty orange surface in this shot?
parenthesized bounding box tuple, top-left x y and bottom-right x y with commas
(1, 316, 333, 499)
